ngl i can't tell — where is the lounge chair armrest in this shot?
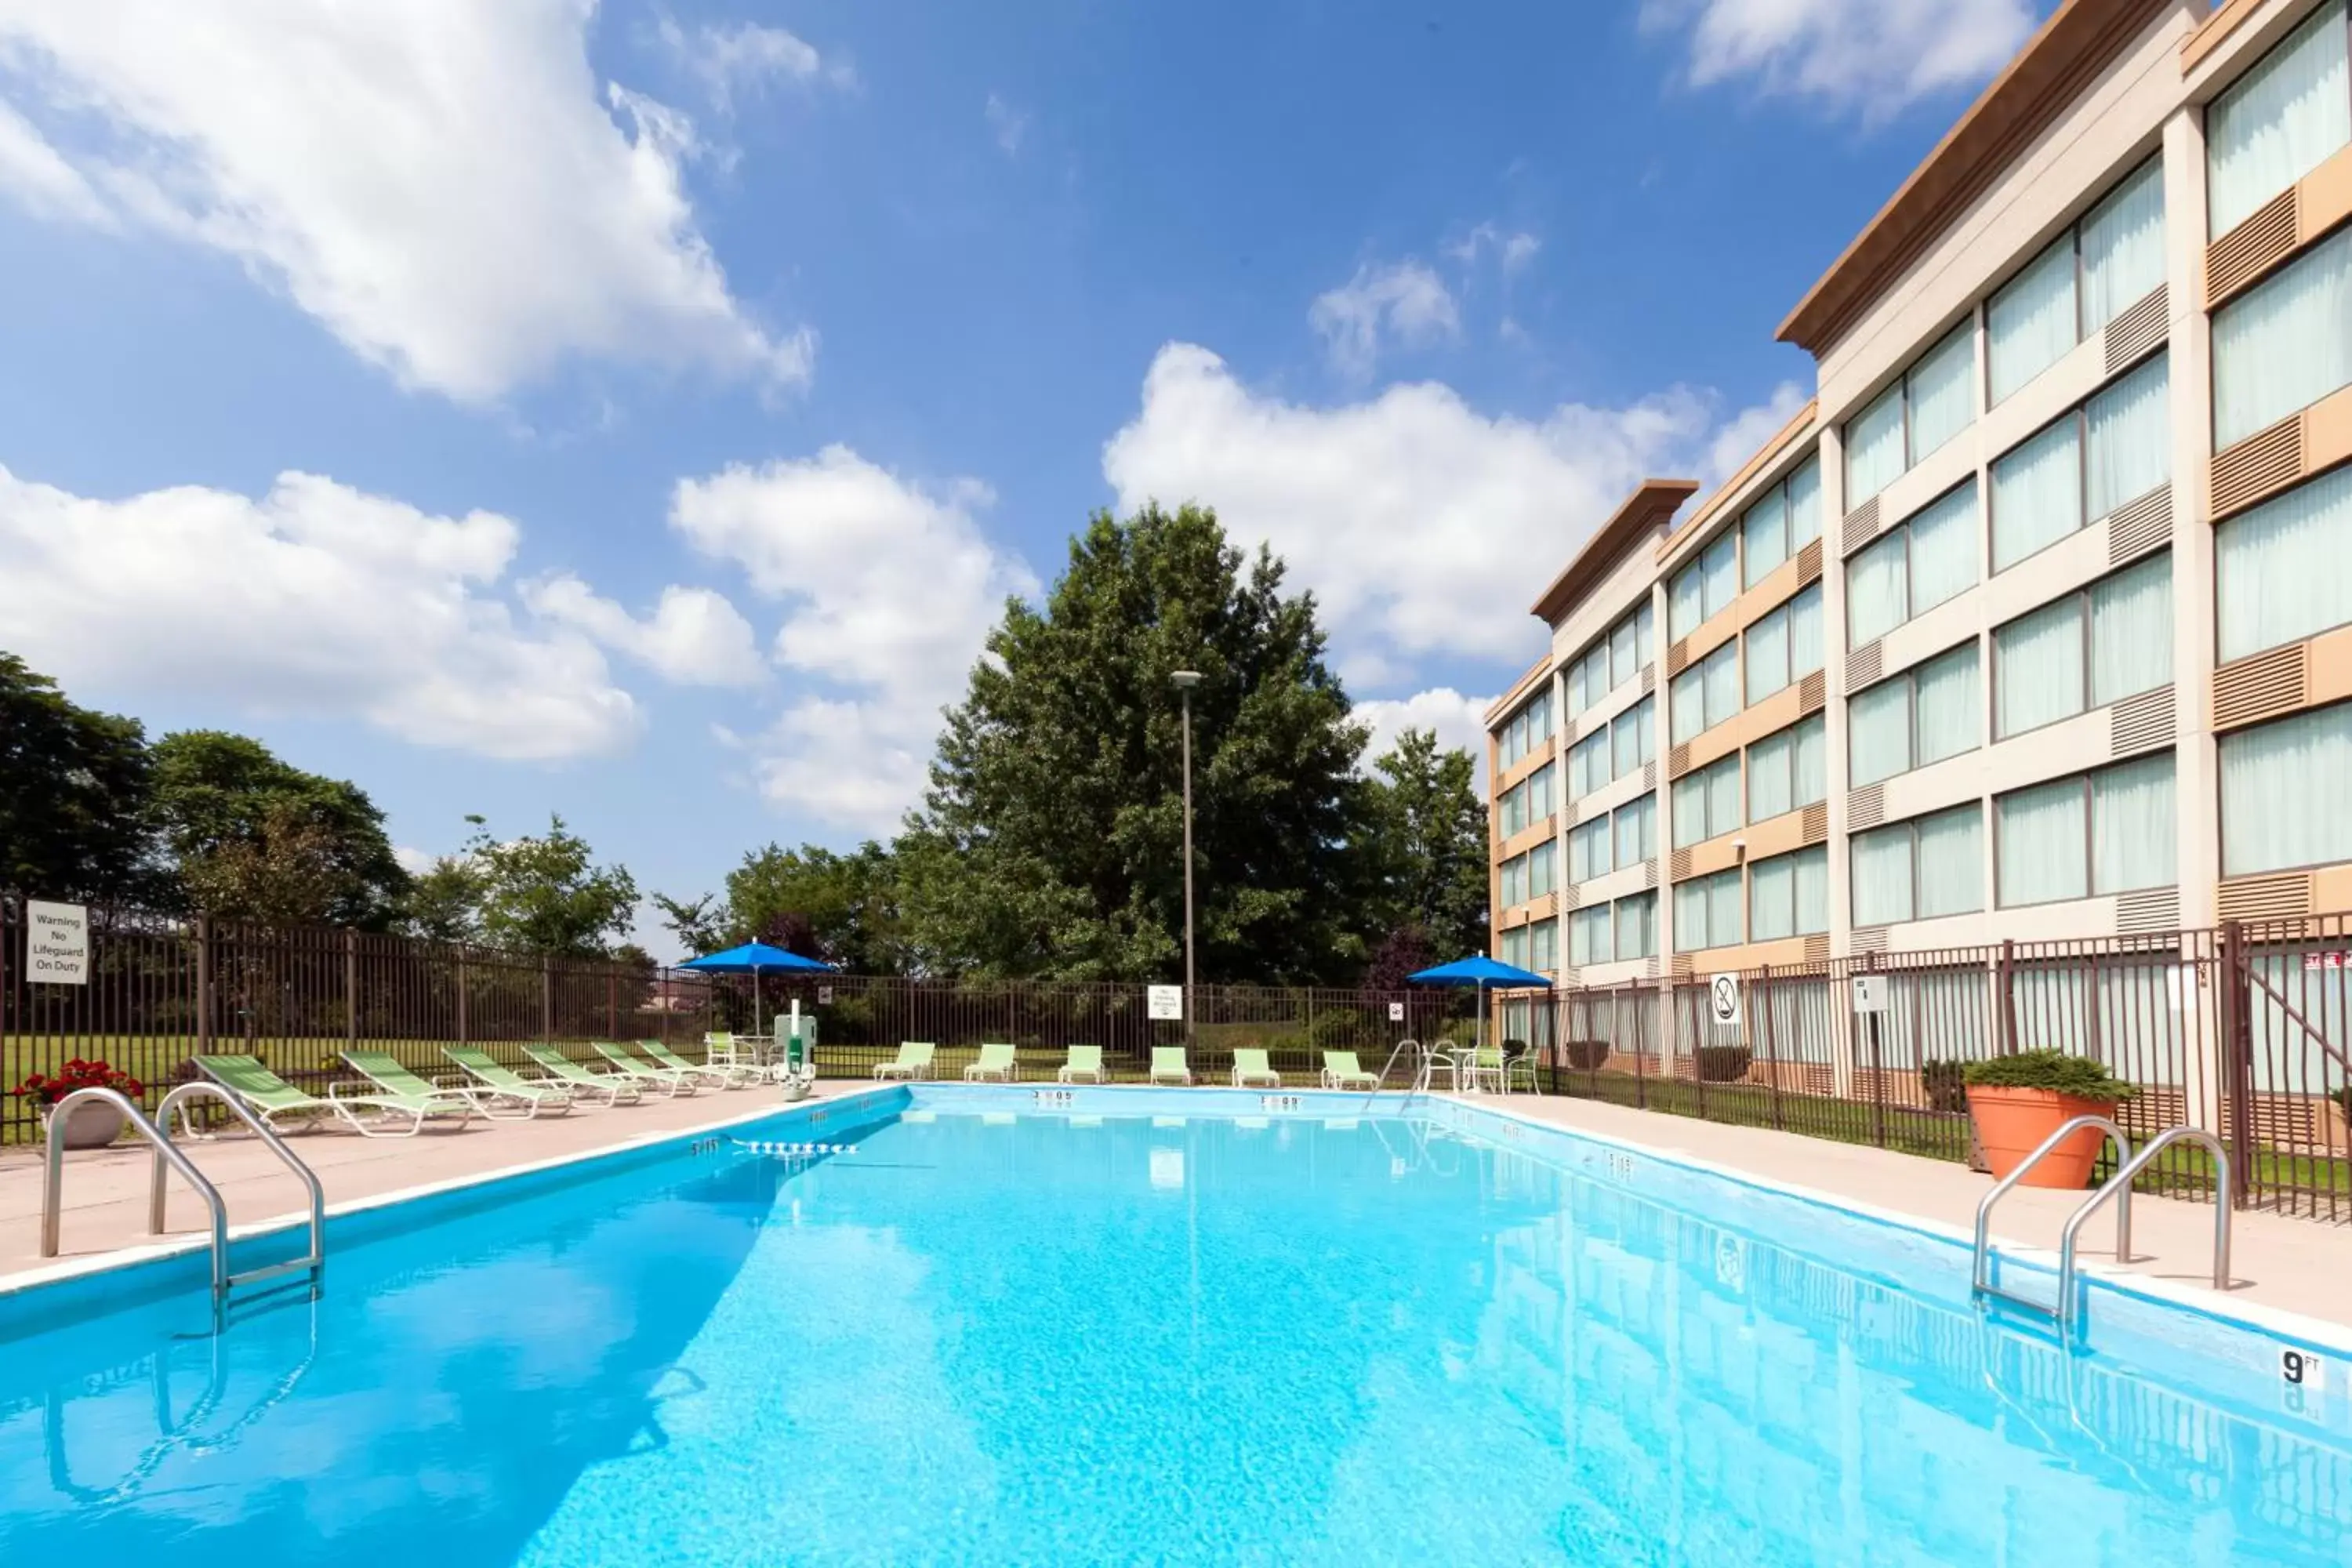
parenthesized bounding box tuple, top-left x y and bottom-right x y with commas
(327, 1079, 376, 1100)
(432, 1073, 474, 1091)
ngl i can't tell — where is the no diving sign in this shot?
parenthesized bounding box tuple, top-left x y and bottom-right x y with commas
(25, 901, 90, 985)
(1708, 972, 1740, 1029)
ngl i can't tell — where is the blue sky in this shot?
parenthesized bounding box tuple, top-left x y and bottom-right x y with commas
(0, 0, 2049, 956)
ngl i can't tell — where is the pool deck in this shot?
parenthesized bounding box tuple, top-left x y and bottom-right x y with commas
(0, 1083, 2345, 1336)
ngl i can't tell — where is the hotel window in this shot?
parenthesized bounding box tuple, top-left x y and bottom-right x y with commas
(1568, 730, 1610, 799)
(1614, 891, 1658, 960)
(1745, 713, 1826, 824)
(1995, 753, 2176, 907)
(1748, 845, 1828, 942)
(1568, 905, 1612, 967)
(1671, 754, 1742, 848)
(2220, 699, 2352, 875)
(1497, 687, 1554, 770)
(1613, 794, 1657, 869)
(1501, 924, 1530, 969)
(2206, 0, 2350, 240)
(1566, 603, 1653, 714)
(1668, 641, 1740, 744)
(2213, 226, 2352, 448)
(1990, 353, 2170, 573)
(1497, 778, 1527, 838)
(1743, 583, 1824, 705)
(1526, 762, 1555, 822)
(1851, 804, 1984, 927)
(1848, 641, 1980, 787)
(1845, 322, 1974, 506)
(1846, 480, 1980, 648)
(1992, 553, 2172, 739)
(2216, 463, 2352, 661)
(1673, 868, 1744, 951)
(1988, 160, 2165, 405)
(1531, 918, 1559, 974)
(1501, 852, 1529, 908)
(1529, 842, 1557, 900)
(1568, 813, 1612, 884)
(1610, 695, 1656, 779)
(1741, 458, 1824, 588)
(1668, 531, 1740, 640)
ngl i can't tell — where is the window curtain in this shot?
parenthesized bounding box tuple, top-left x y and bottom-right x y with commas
(1907, 324, 1976, 460)
(1793, 713, 1827, 807)
(1502, 927, 1530, 968)
(1706, 757, 1741, 841)
(2082, 160, 2167, 334)
(1501, 855, 1528, 906)
(1852, 826, 1916, 926)
(1996, 597, 2086, 737)
(1788, 583, 1824, 678)
(1746, 604, 1790, 705)
(1671, 772, 1710, 848)
(1750, 854, 1796, 941)
(1634, 696, 1654, 763)
(1614, 795, 1654, 866)
(1915, 805, 1984, 918)
(1570, 816, 1608, 883)
(1616, 892, 1657, 960)
(1610, 620, 1638, 686)
(1670, 666, 1705, 745)
(1992, 417, 2083, 572)
(1702, 534, 1739, 621)
(2089, 552, 2173, 706)
(1847, 528, 1909, 648)
(1794, 846, 1828, 935)
(1612, 706, 1642, 779)
(1706, 870, 1743, 949)
(2090, 754, 2177, 893)
(2206, 0, 2351, 239)
(1529, 764, 1555, 818)
(1674, 880, 1711, 949)
(1848, 677, 1912, 786)
(1990, 238, 2079, 404)
(2213, 226, 2352, 448)
(1913, 642, 1980, 766)
(2221, 700, 2352, 875)
(1748, 727, 1793, 822)
(1702, 643, 1738, 728)
(1501, 782, 1526, 837)
(1566, 659, 1592, 717)
(1998, 777, 2089, 906)
(1530, 842, 1558, 898)
(2085, 352, 2170, 519)
(1846, 386, 1907, 505)
(1577, 733, 1609, 798)
(1670, 565, 1705, 641)
(2216, 463, 2352, 661)
(1908, 481, 1982, 615)
(1743, 485, 1788, 587)
(1635, 603, 1654, 668)
(1788, 459, 1822, 550)
(1534, 920, 1561, 973)
(1569, 908, 1603, 966)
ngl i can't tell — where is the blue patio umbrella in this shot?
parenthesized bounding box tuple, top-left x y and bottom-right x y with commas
(678, 942, 835, 1038)
(1408, 955, 1555, 1054)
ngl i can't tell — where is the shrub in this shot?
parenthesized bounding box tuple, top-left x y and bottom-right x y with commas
(1500, 1037, 1528, 1058)
(1961, 1050, 2138, 1102)
(1921, 1058, 1969, 1114)
(1563, 1039, 1610, 1072)
(1308, 1007, 1364, 1050)
(1694, 1045, 1751, 1083)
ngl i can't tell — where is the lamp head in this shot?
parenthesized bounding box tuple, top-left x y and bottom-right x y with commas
(1171, 670, 1203, 689)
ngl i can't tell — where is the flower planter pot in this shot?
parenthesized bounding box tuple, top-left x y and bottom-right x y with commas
(1965, 1086, 2118, 1188)
(44, 1098, 129, 1150)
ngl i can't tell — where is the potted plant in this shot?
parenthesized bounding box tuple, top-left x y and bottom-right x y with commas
(1960, 1051, 2137, 1188)
(8, 1058, 145, 1149)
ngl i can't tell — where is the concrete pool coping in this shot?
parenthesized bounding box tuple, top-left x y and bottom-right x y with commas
(2, 1080, 2347, 1345)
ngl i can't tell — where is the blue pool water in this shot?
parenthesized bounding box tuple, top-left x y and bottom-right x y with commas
(2, 1087, 2349, 1565)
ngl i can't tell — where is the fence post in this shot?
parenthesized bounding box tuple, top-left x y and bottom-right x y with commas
(456, 949, 469, 1047)
(2219, 919, 2252, 1210)
(195, 913, 212, 1055)
(1870, 982, 1887, 1149)
(1758, 964, 1782, 1131)
(608, 969, 617, 1042)
(1996, 938, 2018, 1056)
(541, 953, 553, 1042)
(345, 928, 358, 1047)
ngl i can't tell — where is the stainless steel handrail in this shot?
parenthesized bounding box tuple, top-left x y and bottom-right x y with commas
(1375, 1037, 1420, 1094)
(2056, 1127, 2233, 1332)
(42, 1088, 231, 1294)
(151, 1081, 326, 1293)
(1971, 1114, 2132, 1301)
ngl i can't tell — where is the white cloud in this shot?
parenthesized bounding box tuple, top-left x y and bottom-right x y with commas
(670, 446, 1038, 833)
(0, 464, 646, 760)
(1355, 688, 1496, 789)
(984, 93, 1029, 157)
(521, 575, 766, 688)
(1643, 0, 2037, 118)
(393, 845, 437, 876)
(0, 0, 813, 404)
(1103, 343, 1797, 677)
(1308, 259, 1460, 379)
(1445, 223, 1541, 274)
(0, 96, 107, 226)
(655, 14, 854, 112)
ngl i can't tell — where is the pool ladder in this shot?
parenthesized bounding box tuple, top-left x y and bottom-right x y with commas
(1971, 1115, 2233, 1341)
(40, 1084, 327, 1315)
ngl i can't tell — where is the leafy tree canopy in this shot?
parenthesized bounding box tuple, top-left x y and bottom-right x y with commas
(1360, 727, 1490, 965)
(463, 814, 639, 957)
(0, 652, 154, 902)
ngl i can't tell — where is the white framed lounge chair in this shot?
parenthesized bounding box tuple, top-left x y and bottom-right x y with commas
(520, 1044, 646, 1105)
(589, 1040, 696, 1097)
(965, 1042, 1018, 1082)
(640, 1040, 754, 1089)
(1149, 1046, 1191, 1086)
(874, 1041, 935, 1080)
(197, 1054, 463, 1138)
(1058, 1045, 1108, 1083)
(342, 1048, 504, 1122)
(1231, 1048, 1280, 1088)
(441, 1046, 577, 1115)
(1320, 1050, 1381, 1091)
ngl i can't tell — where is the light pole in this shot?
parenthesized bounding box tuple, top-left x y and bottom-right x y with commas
(1172, 670, 1201, 1047)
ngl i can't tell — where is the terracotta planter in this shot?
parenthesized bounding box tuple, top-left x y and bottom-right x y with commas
(44, 1098, 129, 1150)
(1965, 1086, 2120, 1188)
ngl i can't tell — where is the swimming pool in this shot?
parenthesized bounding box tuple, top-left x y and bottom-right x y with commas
(2, 1085, 2348, 1564)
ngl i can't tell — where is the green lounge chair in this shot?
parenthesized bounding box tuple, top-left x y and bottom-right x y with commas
(964, 1042, 1018, 1082)
(873, 1041, 935, 1081)
(589, 1040, 697, 1096)
(441, 1045, 579, 1115)
(339, 1049, 494, 1125)
(1321, 1050, 1381, 1091)
(1467, 1046, 1508, 1094)
(1149, 1046, 1192, 1086)
(520, 1044, 646, 1105)
(1058, 1044, 1107, 1083)
(638, 1039, 753, 1089)
(1230, 1048, 1280, 1088)
(196, 1054, 449, 1138)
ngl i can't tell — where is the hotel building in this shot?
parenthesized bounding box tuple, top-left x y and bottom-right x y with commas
(1490, 0, 2352, 1000)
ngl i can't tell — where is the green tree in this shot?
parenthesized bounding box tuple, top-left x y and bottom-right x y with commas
(650, 891, 728, 960)
(723, 841, 907, 973)
(398, 854, 487, 944)
(0, 653, 154, 902)
(148, 730, 407, 927)
(898, 501, 1368, 983)
(1360, 727, 1489, 963)
(465, 814, 638, 956)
